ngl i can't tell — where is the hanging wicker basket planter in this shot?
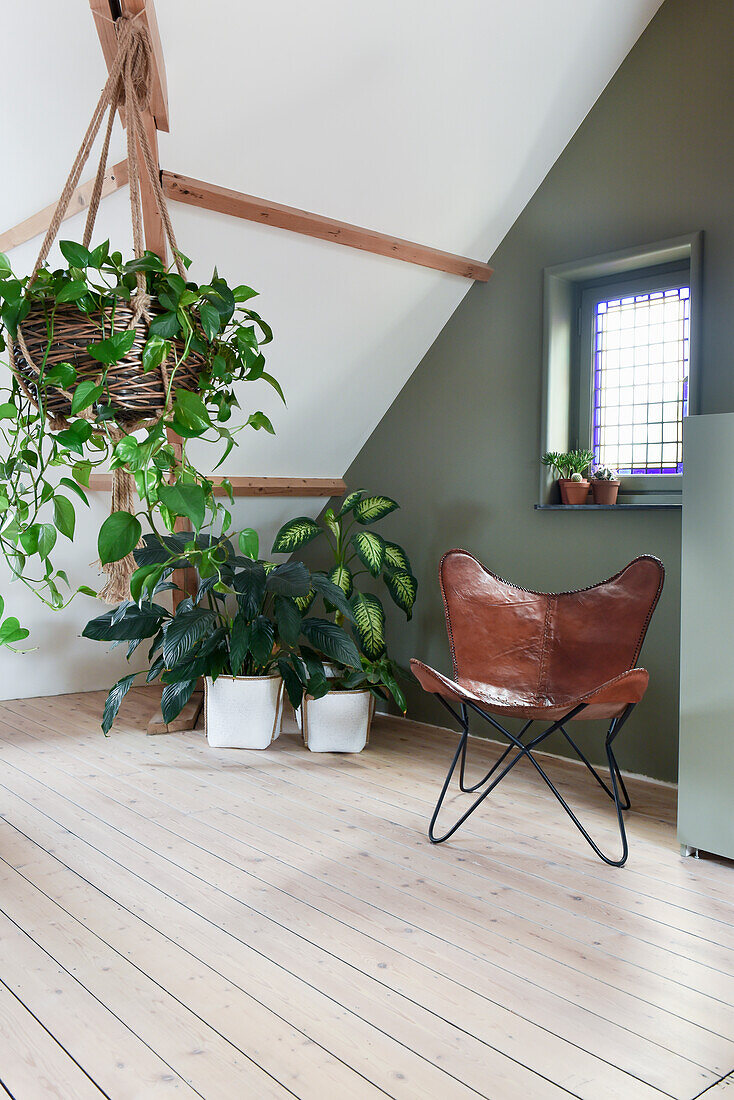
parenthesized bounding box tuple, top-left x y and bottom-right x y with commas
(12, 301, 206, 425)
(9, 14, 202, 431)
(3, 14, 213, 602)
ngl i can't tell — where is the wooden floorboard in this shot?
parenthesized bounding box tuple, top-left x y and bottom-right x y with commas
(0, 690, 731, 1098)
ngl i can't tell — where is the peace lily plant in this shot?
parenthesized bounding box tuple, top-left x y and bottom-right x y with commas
(0, 240, 280, 647)
(84, 527, 362, 737)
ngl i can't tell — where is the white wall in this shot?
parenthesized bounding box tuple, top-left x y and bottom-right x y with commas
(0, 0, 663, 700)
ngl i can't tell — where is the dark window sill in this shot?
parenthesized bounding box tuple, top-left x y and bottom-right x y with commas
(534, 503, 681, 511)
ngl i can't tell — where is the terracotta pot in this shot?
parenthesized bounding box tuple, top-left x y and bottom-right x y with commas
(558, 478, 590, 505)
(591, 479, 620, 505)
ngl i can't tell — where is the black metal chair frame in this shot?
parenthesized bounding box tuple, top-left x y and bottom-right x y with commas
(429, 694, 636, 867)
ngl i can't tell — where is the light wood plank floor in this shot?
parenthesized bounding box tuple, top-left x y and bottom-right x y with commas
(0, 689, 732, 1099)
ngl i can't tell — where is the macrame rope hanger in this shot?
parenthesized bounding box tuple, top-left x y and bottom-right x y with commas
(9, 15, 190, 603)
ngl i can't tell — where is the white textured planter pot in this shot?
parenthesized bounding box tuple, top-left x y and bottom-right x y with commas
(294, 664, 337, 731)
(205, 674, 284, 749)
(301, 689, 375, 753)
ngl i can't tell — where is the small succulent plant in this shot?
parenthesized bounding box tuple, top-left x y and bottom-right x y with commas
(592, 465, 619, 481)
(541, 450, 594, 480)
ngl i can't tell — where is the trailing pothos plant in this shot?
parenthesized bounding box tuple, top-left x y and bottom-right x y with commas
(83, 527, 363, 734)
(0, 241, 281, 639)
(271, 490, 417, 711)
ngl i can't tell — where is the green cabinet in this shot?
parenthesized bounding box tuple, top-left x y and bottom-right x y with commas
(678, 412, 734, 859)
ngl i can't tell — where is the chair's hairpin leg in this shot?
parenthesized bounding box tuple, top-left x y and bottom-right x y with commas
(558, 724, 631, 810)
(429, 699, 583, 844)
(429, 696, 636, 867)
(459, 708, 534, 796)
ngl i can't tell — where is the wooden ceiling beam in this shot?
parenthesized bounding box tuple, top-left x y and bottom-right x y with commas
(162, 171, 494, 283)
(88, 475, 347, 498)
(88, 0, 169, 132)
(0, 162, 128, 255)
(1, 162, 494, 284)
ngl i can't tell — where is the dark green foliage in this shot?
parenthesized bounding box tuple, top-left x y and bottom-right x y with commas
(0, 242, 283, 645)
(84, 534, 360, 734)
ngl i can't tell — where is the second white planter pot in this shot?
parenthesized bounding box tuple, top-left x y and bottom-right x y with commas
(205, 674, 284, 749)
(301, 689, 375, 753)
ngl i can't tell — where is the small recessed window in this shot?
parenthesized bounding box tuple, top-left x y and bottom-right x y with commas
(541, 234, 701, 507)
(591, 285, 690, 475)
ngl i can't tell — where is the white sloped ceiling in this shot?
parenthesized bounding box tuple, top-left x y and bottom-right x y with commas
(0, 0, 662, 698)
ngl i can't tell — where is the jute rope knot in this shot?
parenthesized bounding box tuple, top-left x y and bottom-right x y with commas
(9, 14, 190, 604)
(115, 17, 152, 116)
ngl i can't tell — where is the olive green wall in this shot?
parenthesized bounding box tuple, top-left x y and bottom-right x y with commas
(342, 0, 734, 783)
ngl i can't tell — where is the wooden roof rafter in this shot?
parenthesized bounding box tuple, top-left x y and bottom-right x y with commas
(89, 0, 169, 132)
(3, 0, 492, 284)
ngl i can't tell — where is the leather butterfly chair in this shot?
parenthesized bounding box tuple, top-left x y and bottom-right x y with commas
(411, 551, 664, 866)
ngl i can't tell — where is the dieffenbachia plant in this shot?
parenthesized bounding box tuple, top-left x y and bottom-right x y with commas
(83, 527, 362, 734)
(271, 490, 417, 707)
(0, 242, 281, 642)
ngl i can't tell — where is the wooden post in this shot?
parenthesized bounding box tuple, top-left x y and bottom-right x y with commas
(91, 0, 201, 732)
(91, 1, 194, 605)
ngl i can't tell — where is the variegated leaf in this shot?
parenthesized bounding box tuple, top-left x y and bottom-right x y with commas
(271, 517, 321, 554)
(383, 540, 412, 574)
(295, 586, 316, 613)
(384, 569, 418, 619)
(328, 563, 353, 598)
(353, 495, 399, 525)
(351, 531, 385, 577)
(350, 592, 386, 659)
(337, 489, 365, 518)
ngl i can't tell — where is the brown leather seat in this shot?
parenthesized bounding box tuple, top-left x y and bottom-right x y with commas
(411, 551, 664, 722)
(411, 550, 664, 865)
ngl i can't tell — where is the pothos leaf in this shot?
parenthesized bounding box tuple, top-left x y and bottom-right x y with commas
(142, 335, 169, 373)
(157, 483, 206, 530)
(238, 528, 259, 560)
(42, 361, 77, 389)
(199, 300, 220, 341)
(70, 379, 103, 416)
(98, 511, 141, 565)
(53, 495, 75, 540)
(87, 329, 136, 365)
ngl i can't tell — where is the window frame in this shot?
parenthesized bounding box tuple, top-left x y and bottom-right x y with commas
(576, 264, 691, 495)
(540, 233, 702, 507)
